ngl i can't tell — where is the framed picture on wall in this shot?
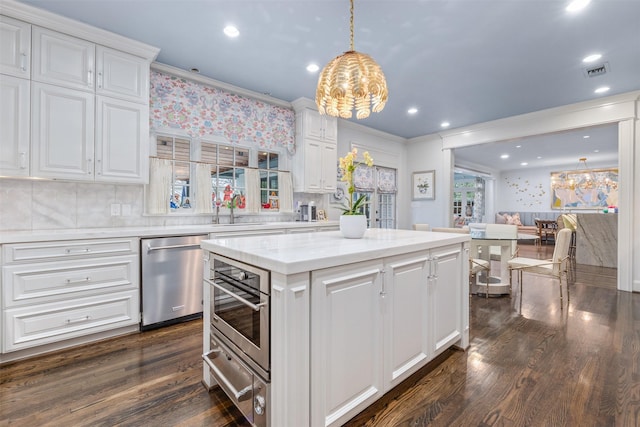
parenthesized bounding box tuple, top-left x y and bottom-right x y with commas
(412, 170, 435, 200)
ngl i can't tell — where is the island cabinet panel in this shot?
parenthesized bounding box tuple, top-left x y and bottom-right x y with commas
(311, 261, 385, 427)
(383, 253, 432, 389)
(430, 244, 465, 355)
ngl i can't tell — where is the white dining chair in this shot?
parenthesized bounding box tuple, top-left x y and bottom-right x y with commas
(508, 228, 572, 309)
(412, 223, 430, 231)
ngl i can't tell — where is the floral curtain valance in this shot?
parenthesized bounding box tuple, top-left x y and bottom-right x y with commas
(149, 71, 295, 152)
(353, 164, 375, 192)
(377, 167, 397, 193)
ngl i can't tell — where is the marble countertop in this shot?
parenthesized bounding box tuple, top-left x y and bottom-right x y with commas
(0, 221, 338, 244)
(202, 228, 470, 275)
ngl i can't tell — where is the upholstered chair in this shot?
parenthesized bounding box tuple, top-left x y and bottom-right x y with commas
(508, 228, 572, 309)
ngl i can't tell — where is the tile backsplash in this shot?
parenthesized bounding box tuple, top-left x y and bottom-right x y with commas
(0, 179, 301, 232)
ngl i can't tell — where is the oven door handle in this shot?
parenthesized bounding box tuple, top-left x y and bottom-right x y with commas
(202, 350, 253, 402)
(204, 278, 267, 312)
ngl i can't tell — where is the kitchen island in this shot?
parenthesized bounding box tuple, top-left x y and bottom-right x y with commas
(201, 229, 470, 427)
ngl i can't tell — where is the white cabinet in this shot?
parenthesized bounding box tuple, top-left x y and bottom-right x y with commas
(32, 26, 95, 91)
(291, 99, 338, 193)
(310, 244, 467, 427)
(96, 46, 149, 103)
(311, 261, 384, 427)
(383, 253, 431, 389)
(0, 12, 155, 183)
(31, 82, 95, 180)
(0, 15, 30, 78)
(1, 238, 140, 357)
(430, 244, 465, 356)
(95, 95, 148, 183)
(0, 74, 30, 176)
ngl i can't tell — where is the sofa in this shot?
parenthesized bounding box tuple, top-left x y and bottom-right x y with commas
(495, 211, 558, 236)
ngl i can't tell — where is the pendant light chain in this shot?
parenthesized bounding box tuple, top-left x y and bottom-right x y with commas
(350, 0, 354, 51)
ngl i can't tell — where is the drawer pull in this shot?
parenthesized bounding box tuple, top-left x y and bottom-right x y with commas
(66, 277, 91, 284)
(66, 315, 90, 324)
(65, 248, 92, 254)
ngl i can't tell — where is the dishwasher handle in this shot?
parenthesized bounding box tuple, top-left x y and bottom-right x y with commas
(147, 243, 202, 253)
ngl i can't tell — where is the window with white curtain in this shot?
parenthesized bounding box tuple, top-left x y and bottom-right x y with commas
(149, 133, 287, 214)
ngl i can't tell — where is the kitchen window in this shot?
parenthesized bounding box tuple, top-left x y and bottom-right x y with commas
(147, 132, 291, 215)
(352, 165, 397, 229)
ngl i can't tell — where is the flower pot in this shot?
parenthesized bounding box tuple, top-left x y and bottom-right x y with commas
(340, 215, 367, 239)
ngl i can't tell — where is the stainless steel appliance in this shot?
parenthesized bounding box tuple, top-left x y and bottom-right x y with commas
(203, 254, 270, 427)
(299, 202, 317, 222)
(140, 234, 207, 329)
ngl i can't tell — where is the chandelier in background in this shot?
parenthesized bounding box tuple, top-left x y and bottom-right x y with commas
(552, 157, 612, 192)
(315, 0, 388, 119)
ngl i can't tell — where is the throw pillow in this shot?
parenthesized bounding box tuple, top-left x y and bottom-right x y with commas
(495, 213, 507, 224)
(511, 212, 523, 226)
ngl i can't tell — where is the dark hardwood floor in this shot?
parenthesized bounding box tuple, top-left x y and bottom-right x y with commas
(2, 243, 636, 427)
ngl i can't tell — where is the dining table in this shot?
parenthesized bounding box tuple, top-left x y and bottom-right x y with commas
(470, 231, 536, 296)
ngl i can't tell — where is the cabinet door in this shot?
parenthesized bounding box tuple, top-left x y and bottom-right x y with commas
(303, 139, 323, 191)
(0, 16, 31, 78)
(96, 46, 149, 103)
(383, 253, 431, 390)
(320, 141, 337, 192)
(0, 75, 30, 176)
(311, 261, 384, 427)
(95, 96, 148, 183)
(32, 26, 95, 92)
(430, 244, 464, 356)
(322, 115, 338, 143)
(31, 82, 95, 180)
(302, 108, 324, 140)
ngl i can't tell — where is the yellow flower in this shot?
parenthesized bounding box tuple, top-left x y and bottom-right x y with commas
(338, 148, 374, 215)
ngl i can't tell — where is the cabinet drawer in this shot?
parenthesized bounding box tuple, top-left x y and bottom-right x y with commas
(2, 255, 139, 308)
(3, 238, 138, 263)
(3, 290, 139, 352)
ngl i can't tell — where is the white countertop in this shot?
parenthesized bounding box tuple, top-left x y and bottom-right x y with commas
(0, 221, 338, 244)
(202, 228, 470, 275)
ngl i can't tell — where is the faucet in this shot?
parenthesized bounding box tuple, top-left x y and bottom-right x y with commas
(229, 194, 242, 224)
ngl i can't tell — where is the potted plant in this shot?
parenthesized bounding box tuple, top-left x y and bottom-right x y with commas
(338, 148, 373, 238)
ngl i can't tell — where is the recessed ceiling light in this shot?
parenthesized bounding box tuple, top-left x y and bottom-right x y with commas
(520, 162, 528, 166)
(593, 149, 600, 153)
(516, 145, 522, 148)
(440, 121, 450, 128)
(500, 154, 509, 159)
(407, 107, 418, 114)
(306, 63, 319, 73)
(582, 54, 602, 63)
(537, 156, 542, 159)
(594, 86, 610, 94)
(223, 25, 239, 38)
(583, 135, 590, 139)
(566, 0, 591, 12)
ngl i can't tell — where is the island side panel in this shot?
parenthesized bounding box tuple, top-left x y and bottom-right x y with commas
(270, 270, 311, 427)
(461, 242, 470, 349)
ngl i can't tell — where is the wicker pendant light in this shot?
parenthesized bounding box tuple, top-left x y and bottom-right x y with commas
(315, 0, 388, 119)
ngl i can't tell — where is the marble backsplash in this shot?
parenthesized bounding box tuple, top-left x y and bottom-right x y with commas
(0, 179, 303, 232)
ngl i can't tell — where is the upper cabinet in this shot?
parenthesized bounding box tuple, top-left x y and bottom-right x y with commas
(0, 16, 30, 78)
(291, 98, 338, 193)
(0, 2, 159, 184)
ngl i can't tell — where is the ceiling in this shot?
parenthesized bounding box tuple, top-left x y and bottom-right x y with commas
(15, 0, 637, 171)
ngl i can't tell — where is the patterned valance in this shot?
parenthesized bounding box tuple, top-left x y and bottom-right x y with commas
(353, 164, 375, 192)
(377, 167, 397, 193)
(149, 71, 295, 152)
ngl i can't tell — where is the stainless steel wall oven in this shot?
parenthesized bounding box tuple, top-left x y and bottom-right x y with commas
(203, 254, 270, 427)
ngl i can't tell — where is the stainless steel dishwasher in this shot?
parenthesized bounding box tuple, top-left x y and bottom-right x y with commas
(140, 234, 207, 329)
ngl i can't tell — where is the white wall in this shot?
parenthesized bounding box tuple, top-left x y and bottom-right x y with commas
(331, 120, 407, 225)
(405, 135, 452, 229)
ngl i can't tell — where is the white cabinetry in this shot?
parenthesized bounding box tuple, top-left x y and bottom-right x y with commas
(310, 244, 465, 427)
(0, 75, 30, 176)
(311, 262, 385, 427)
(1, 238, 140, 359)
(0, 15, 30, 78)
(0, 3, 158, 183)
(291, 99, 338, 193)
